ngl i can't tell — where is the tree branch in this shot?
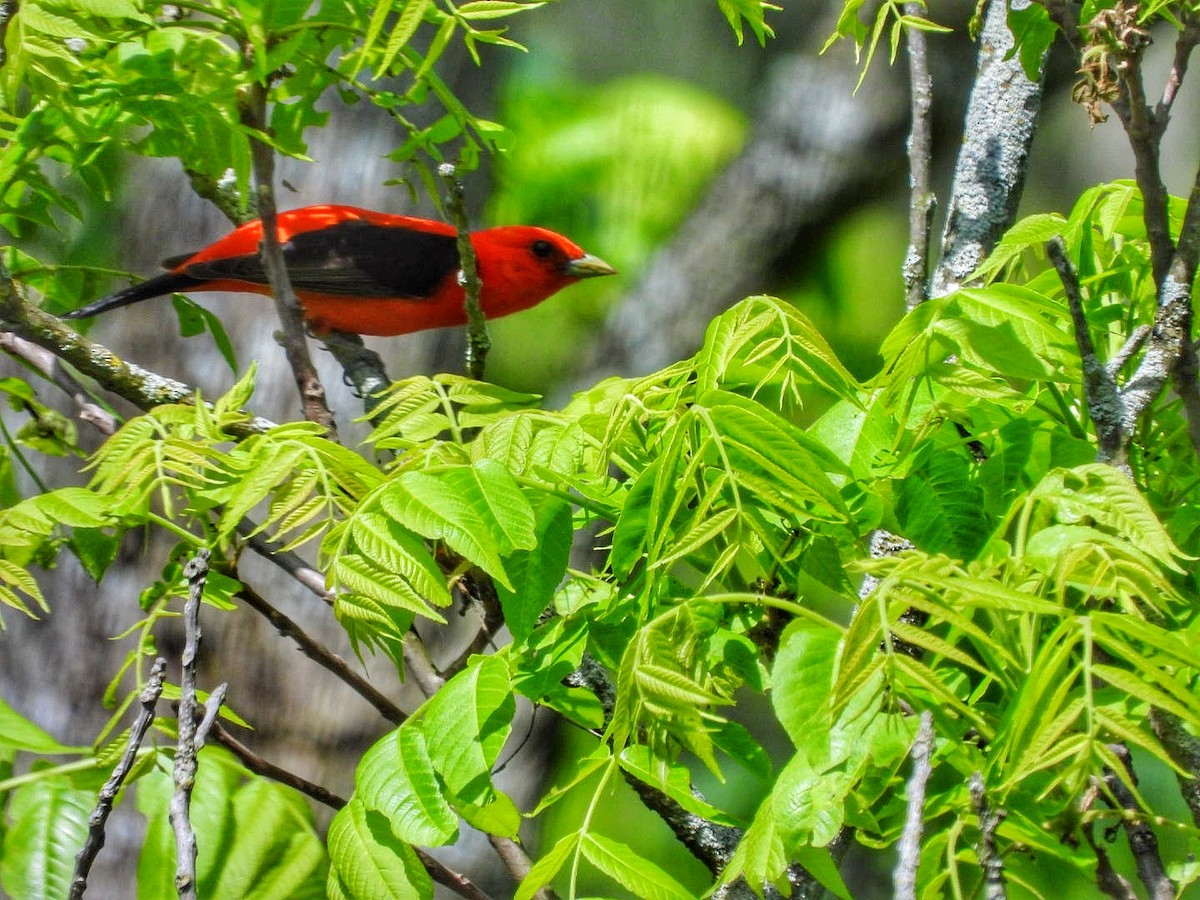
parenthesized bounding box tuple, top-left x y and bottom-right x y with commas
(0, 270, 274, 436)
(211, 720, 347, 808)
(1103, 745, 1175, 900)
(903, 3, 935, 310)
(1119, 161, 1200, 455)
(233, 580, 406, 725)
(70, 657, 167, 900)
(894, 711, 935, 900)
(1100, 5, 1170, 285)
(970, 772, 1006, 900)
(1149, 707, 1200, 827)
(0, 331, 117, 435)
(929, 0, 1046, 296)
(237, 519, 333, 605)
(320, 330, 393, 419)
(211, 721, 492, 900)
(240, 80, 337, 437)
(170, 549, 211, 900)
(438, 163, 488, 380)
(1156, 13, 1200, 123)
(1047, 236, 1125, 463)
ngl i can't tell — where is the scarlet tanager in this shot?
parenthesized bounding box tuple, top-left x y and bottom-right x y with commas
(63, 205, 616, 336)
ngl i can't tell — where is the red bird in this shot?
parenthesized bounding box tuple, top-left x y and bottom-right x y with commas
(63, 205, 615, 336)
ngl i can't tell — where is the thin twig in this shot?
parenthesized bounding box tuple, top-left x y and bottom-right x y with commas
(403, 632, 446, 697)
(0, 331, 117, 435)
(1104, 745, 1175, 900)
(1156, 14, 1200, 122)
(240, 80, 338, 438)
(70, 657, 167, 899)
(171, 549, 211, 900)
(1100, 4, 1171, 285)
(437, 164, 489, 379)
(234, 581, 406, 724)
(194, 683, 227, 750)
(1119, 161, 1200, 455)
(1084, 819, 1139, 899)
(1106, 324, 1151, 378)
(210, 720, 347, 810)
(970, 772, 1006, 900)
(1047, 237, 1124, 463)
(903, 2, 935, 310)
(894, 710, 935, 900)
(237, 520, 333, 605)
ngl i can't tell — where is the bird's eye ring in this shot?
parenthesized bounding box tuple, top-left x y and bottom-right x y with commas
(531, 239, 553, 258)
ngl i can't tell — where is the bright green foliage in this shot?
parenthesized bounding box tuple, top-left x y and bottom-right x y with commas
(1, 1, 1198, 898)
(2, 183, 1199, 895)
(135, 747, 327, 898)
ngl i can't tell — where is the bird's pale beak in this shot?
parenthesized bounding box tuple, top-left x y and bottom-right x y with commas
(565, 254, 617, 278)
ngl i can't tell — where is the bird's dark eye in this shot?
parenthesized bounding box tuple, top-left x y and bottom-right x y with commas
(531, 239, 554, 259)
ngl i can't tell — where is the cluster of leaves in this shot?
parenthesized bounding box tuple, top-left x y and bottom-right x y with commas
(1, 179, 1198, 896)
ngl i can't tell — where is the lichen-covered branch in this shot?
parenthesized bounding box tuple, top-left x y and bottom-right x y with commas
(903, 2, 935, 310)
(929, 0, 1046, 296)
(894, 711, 935, 900)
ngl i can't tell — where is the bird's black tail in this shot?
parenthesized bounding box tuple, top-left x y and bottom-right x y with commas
(62, 272, 203, 320)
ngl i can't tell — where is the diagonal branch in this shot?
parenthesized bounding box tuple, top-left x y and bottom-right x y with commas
(1047, 237, 1124, 463)
(903, 3, 935, 310)
(233, 580, 406, 725)
(240, 81, 338, 438)
(0, 270, 274, 436)
(171, 549, 211, 900)
(894, 711, 935, 900)
(70, 657, 167, 900)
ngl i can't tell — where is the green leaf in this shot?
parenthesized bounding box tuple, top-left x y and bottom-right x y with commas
(694, 296, 859, 406)
(385, 459, 536, 588)
(895, 443, 988, 560)
(209, 779, 327, 899)
(772, 619, 839, 752)
(340, 511, 452, 610)
(376, 0, 435, 77)
(421, 654, 515, 814)
(171, 295, 238, 373)
(332, 552, 448, 623)
(0, 778, 93, 900)
(618, 745, 739, 826)
(579, 832, 694, 900)
(496, 493, 572, 642)
(355, 726, 458, 847)
(515, 833, 577, 900)
(0, 695, 74, 753)
(327, 797, 431, 900)
(699, 390, 851, 522)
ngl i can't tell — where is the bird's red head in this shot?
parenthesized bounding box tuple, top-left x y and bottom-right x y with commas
(471, 226, 616, 319)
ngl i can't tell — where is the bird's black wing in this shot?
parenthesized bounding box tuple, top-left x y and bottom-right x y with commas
(181, 220, 462, 299)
